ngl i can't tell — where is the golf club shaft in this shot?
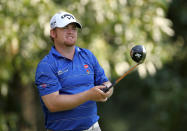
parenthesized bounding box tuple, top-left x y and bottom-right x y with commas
(102, 63, 139, 93)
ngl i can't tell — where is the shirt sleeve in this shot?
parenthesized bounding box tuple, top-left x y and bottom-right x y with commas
(35, 62, 61, 96)
(90, 52, 109, 85)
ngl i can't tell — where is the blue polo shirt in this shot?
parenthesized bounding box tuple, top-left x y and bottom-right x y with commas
(35, 46, 108, 131)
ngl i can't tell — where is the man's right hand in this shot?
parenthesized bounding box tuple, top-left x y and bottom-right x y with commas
(87, 85, 109, 102)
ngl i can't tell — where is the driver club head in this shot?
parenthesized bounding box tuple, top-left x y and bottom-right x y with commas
(130, 45, 146, 64)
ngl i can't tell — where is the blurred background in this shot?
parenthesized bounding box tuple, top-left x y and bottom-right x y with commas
(0, 0, 187, 131)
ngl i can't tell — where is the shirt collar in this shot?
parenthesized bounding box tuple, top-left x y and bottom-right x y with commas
(50, 46, 81, 58)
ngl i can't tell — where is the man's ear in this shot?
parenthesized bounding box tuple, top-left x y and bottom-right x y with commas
(50, 29, 56, 39)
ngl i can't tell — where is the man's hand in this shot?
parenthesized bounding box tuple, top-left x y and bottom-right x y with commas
(102, 81, 113, 98)
(87, 82, 113, 102)
(87, 85, 108, 102)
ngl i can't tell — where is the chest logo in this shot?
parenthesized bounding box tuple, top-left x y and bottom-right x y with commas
(58, 69, 68, 75)
(58, 70, 63, 75)
(84, 64, 90, 74)
(84, 65, 88, 68)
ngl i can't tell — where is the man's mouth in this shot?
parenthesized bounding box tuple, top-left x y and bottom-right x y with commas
(67, 36, 74, 39)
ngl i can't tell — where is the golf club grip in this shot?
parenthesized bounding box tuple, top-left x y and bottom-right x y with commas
(101, 84, 114, 93)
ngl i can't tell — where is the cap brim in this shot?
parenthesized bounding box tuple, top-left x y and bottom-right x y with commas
(59, 22, 82, 29)
(74, 22, 82, 29)
(52, 21, 82, 29)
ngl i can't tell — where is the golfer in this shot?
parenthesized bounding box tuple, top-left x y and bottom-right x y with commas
(35, 11, 113, 131)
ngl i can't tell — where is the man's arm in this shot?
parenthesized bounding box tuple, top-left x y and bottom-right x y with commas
(41, 85, 109, 112)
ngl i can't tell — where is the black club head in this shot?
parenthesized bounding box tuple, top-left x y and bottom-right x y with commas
(130, 45, 146, 64)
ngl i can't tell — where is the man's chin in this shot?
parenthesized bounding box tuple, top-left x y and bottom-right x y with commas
(65, 43, 76, 47)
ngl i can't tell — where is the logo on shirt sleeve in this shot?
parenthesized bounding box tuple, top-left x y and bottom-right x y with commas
(40, 83, 47, 88)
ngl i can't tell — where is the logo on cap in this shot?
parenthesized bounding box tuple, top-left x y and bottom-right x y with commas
(61, 14, 75, 20)
(51, 21, 56, 27)
(50, 11, 82, 29)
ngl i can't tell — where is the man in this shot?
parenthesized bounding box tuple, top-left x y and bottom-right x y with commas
(35, 11, 113, 131)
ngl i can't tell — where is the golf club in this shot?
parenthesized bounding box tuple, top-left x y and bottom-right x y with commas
(101, 45, 146, 93)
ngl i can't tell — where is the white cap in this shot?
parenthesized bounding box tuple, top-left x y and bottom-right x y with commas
(50, 11, 82, 29)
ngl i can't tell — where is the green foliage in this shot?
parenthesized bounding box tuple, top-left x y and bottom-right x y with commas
(0, 0, 55, 130)
(0, 0, 186, 130)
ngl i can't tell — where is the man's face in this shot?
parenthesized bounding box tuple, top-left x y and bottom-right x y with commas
(51, 23, 78, 47)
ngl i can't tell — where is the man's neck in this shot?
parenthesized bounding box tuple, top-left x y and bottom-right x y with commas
(55, 44, 75, 60)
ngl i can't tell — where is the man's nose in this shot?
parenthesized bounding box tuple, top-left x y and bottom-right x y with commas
(66, 28, 74, 33)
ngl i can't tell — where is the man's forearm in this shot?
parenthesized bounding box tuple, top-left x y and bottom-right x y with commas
(41, 85, 109, 112)
(42, 91, 91, 112)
